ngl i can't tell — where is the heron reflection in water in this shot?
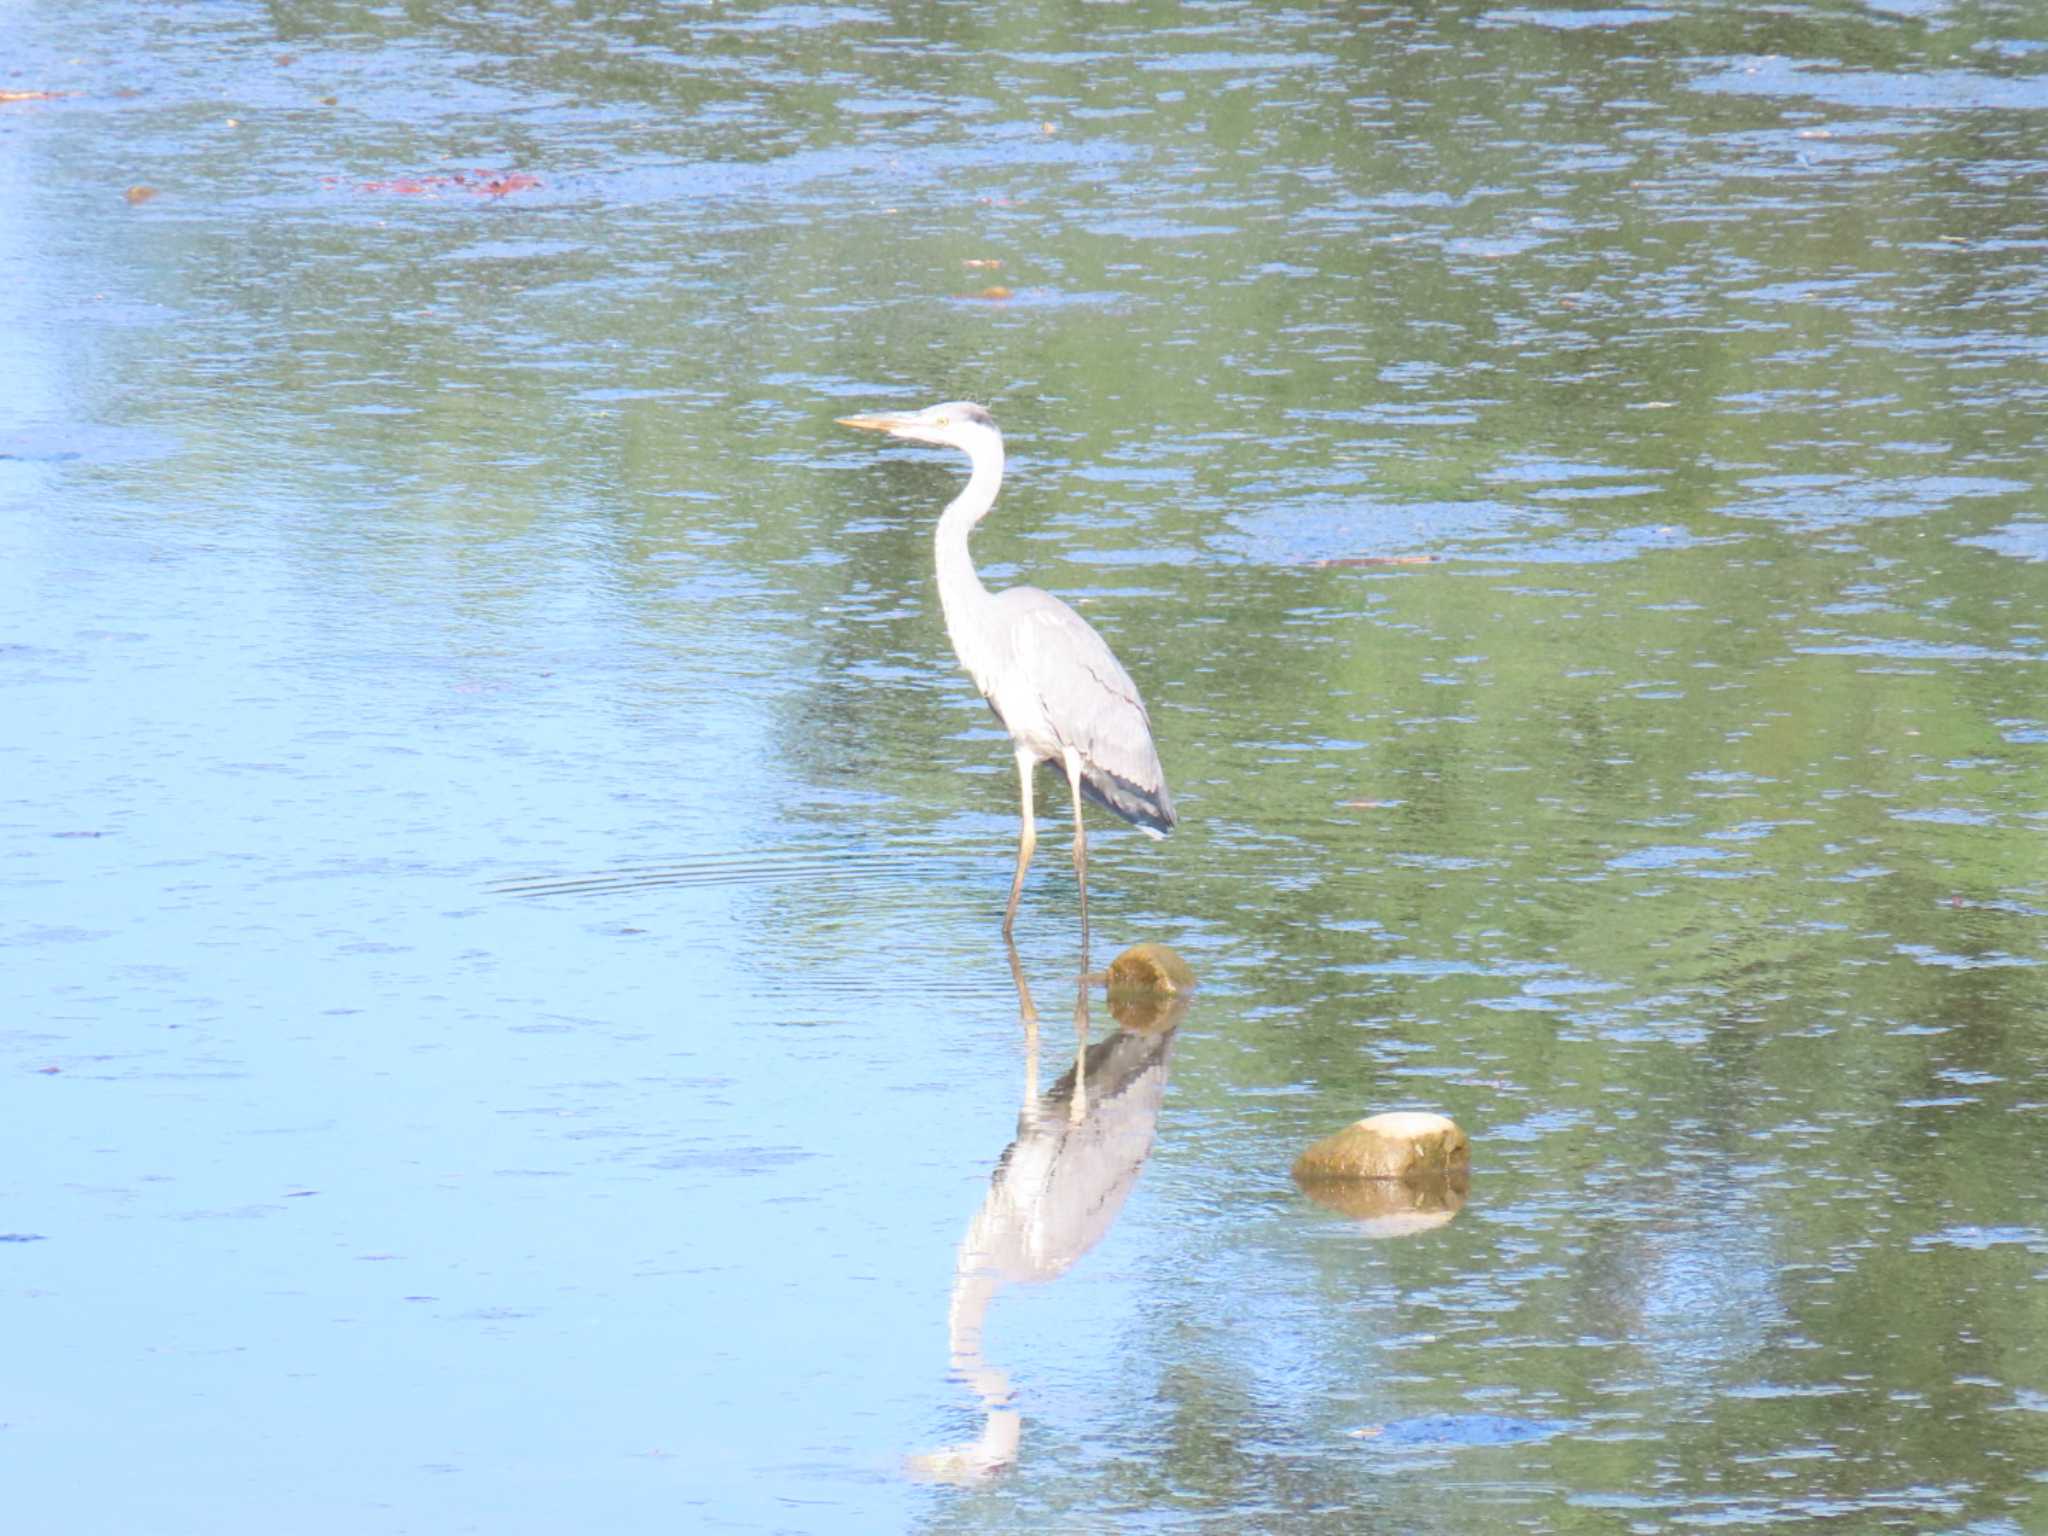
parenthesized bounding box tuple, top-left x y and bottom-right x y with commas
(907, 946, 1188, 1484)
(838, 403, 1175, 946)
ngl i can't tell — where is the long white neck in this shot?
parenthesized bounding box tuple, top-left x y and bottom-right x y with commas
(934, 424, 1006, 674)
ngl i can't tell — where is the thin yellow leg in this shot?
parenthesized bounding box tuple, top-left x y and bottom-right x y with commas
(1062, 747, 1089, 958)
(1002, 746, 1037, 937)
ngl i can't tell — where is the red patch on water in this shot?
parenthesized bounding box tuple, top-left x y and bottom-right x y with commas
(329, 168, 542, 198)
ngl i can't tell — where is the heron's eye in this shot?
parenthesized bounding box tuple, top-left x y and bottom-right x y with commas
(934, 415, 949, 427)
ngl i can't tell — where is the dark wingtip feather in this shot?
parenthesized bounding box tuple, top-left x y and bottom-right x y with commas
(1081, 769, 1176, 837)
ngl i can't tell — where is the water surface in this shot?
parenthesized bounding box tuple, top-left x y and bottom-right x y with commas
(4, 1, 2047, 1531)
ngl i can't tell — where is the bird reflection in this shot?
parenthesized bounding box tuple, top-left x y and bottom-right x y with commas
(906, 942, 1187, 1484)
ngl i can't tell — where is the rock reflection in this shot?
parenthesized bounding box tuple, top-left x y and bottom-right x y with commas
(907, 944, 1186, 1484)
(1294, 1169, 1469, 1239)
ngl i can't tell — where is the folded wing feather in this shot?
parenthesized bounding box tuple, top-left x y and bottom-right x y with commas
(998, 589, 1176, 835)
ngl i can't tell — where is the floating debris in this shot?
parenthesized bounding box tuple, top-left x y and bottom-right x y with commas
(335, 169, 542, 198)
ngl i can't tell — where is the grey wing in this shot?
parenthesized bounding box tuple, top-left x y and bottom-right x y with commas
(998, 587, 1177, 835)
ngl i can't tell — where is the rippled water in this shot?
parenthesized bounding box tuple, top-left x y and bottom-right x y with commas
(5, 1, 2046, 1531)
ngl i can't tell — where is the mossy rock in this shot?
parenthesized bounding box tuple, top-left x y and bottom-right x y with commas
(1105, 942, 1195, 995)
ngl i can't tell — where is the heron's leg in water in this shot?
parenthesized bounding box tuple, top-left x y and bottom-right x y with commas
(1002, 746, 1038, 937)
(1067, 969, 1091, 1125)
(1061, 747, 1090, 954)
(1004, 935, 1041, 1112)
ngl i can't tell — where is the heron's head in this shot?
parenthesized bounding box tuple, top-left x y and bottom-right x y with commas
(837, 401, 1000, 452)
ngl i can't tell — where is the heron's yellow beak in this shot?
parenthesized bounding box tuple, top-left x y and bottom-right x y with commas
(836, 413, 906, 434)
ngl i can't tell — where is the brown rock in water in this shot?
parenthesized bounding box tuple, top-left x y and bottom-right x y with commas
(1105, 942, 1195, 995)
(1292, 1110, 1468, 1183)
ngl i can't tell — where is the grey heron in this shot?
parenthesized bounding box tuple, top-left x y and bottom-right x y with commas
(837, 402, 1176, 940)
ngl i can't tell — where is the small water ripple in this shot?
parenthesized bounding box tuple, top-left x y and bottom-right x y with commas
(489, 836, 969, 900)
